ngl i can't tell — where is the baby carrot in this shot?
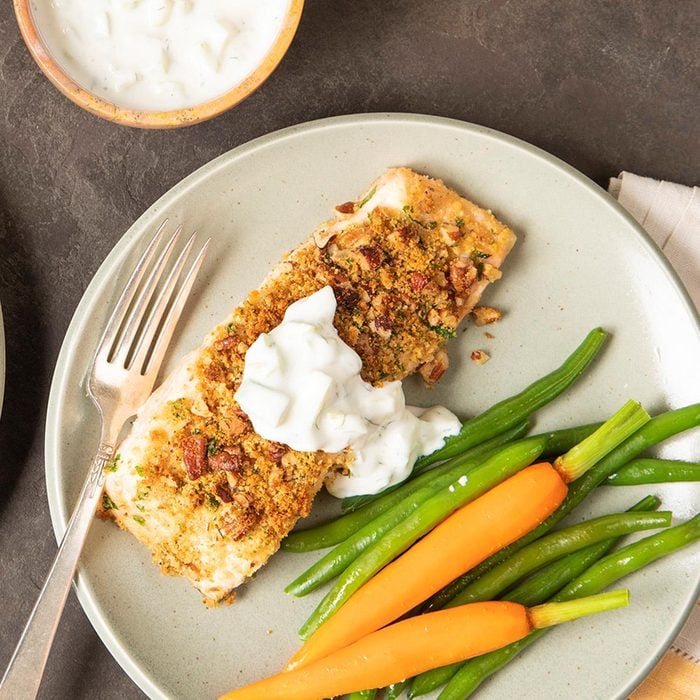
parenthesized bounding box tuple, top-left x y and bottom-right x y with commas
(288, 401, 648, 671)
(289, 462, 568, 670)
(220, 592, 628, 700)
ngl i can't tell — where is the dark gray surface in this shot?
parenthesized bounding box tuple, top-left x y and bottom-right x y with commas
(0, 1, 698, 698)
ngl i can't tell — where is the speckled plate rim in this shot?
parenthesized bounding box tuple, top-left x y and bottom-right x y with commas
(44, 113, 699, 699)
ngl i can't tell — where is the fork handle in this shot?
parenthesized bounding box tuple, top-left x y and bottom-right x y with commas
(0, 442, 115, 700)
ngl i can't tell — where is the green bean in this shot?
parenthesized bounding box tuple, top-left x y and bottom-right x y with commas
(502, 495, 660, 606)
(538, 423, 602, 459)
(410, 505, 670, 696)
(565, 512, 700, 597)
(286, 438, 526, 596)
(298, 437, 546, 639)
(282, 424, 528, 553)
(448, 511, 671, 607)
(386, 681, 408, 699)
(440, 513, 700, 699)
(346, 690, 376, 700)
(605, 458, 700, 485)
(342, 421, 604, 515)
(423, 404, 700, 612)
(410, 327, 607, 473)
(285, 421, 601, 553)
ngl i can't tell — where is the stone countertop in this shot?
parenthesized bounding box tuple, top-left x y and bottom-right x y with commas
(0, 1, 697, 698)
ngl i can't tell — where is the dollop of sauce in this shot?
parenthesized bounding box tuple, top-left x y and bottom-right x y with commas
(30, 0, 290, 111)
(235, 287, 461, 497)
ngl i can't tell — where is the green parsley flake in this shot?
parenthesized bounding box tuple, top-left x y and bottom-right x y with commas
(207, 438, 219, 456)
(134, 465, 144, 477)
(358, 186, 377, 208)
(456, 217, 465, 227)
(104, 454, 121, 472)
(207, 495, 220, 511)
(429, 324, 457, 339)
(102, 494, 118, 511)
(132, 515, 146, 526)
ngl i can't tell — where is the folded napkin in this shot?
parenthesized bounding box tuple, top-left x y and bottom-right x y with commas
(609, 172, 699, 309)
(609, 172, 699, 698)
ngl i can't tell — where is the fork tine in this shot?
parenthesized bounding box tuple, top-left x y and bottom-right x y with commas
(129, 232, 197, 373)
(95, 220, 168, 361)
(112, 225, 182, 365)
(142, 239, 210, 378)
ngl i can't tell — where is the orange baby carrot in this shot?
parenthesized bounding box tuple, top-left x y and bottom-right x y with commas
(220, 591, 629, 700)
(287, 400, 649, 672)
(287, 462, 567, 671)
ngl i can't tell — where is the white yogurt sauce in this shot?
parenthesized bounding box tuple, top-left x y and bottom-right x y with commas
(235, 287, 461, 497)
(30, 0, 290, 111)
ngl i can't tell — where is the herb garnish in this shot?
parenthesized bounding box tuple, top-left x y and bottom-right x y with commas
(104, 454, 121, 472)
(102, 494, 118, 511)
(207, 495, 220, 511)
(429, 324, 457, 339)
(358, 186, 376, 208)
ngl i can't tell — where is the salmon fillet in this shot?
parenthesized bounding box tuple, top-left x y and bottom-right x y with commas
(102, 167, 516, 605)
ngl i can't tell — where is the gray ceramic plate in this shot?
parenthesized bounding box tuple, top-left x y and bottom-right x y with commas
(45, 114, 700, 700)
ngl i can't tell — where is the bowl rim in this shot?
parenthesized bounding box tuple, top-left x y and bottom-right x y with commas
(12, 0, 304, 129)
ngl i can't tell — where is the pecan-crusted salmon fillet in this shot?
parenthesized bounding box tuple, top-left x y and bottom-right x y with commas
(102, 167, 516, 605)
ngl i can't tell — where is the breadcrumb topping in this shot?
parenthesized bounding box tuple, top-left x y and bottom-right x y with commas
(102, 167, 516, 604)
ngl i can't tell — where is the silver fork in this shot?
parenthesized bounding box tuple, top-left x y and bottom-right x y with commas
(0, 222, 209, 700)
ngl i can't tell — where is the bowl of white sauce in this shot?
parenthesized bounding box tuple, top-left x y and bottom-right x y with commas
(15, 0, 303, 128)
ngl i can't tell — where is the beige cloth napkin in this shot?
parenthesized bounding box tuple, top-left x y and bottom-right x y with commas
(609, 172, 699, 309)
(609, 172, 699, 698)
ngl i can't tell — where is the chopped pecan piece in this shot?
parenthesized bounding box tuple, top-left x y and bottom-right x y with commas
(370, 313, 393, 339)
(182, 435, 207, 480)
(233, 492, 251, 508)
(410, 271, 429, 292)
(203, 360, 226, 383)
(441, 224, 462, 244)
(335, 201, 355, 214)
(334, 287, 361, 312)
(419, 349, 449, 385)
(449, 258, 478, 292)
(215, 480, 233, 503)
(357, 245, 383, 270)
(267, 443, 287, 463)
(208, 446, 249, 473)
(220, 501, 260, 541)
(481, 263, 502, 282)
(214, 335, 238, 352)
(472, 305, 503, 326)
(470, 349, 490, 364)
